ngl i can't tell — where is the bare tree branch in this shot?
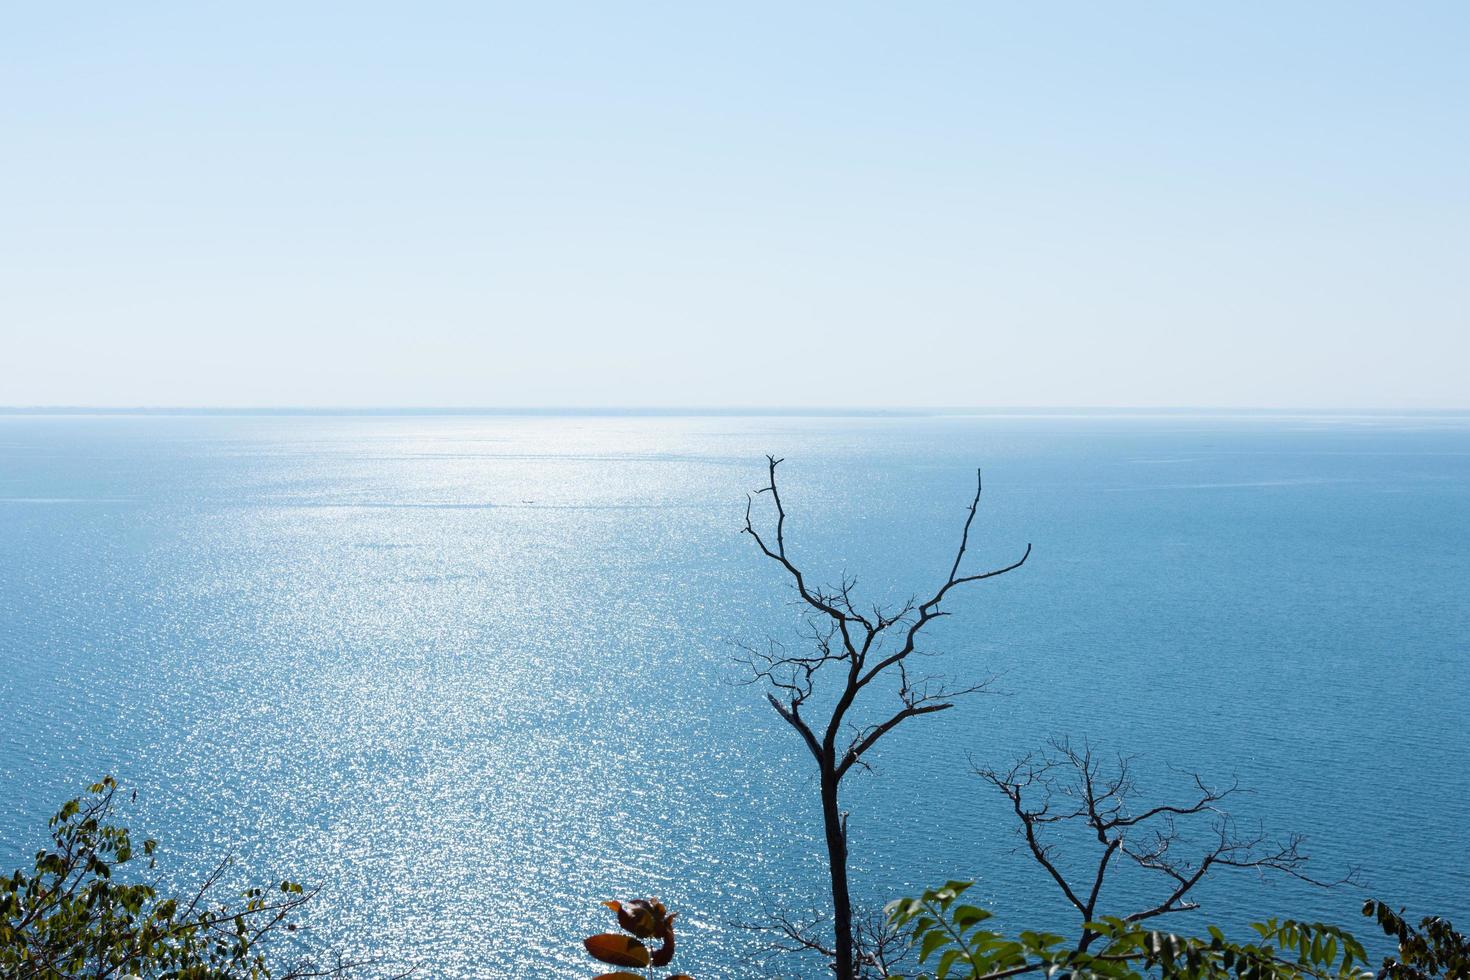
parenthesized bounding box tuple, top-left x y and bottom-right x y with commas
(977, 738, 1361, 951)
(736, 907, 910, 980)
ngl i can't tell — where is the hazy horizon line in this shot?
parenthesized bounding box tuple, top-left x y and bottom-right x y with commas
(5, 405, 1470, 418)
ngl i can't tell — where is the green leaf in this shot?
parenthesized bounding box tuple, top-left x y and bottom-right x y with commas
(919, 929, 950, 962)
(952, 904, 991, 930)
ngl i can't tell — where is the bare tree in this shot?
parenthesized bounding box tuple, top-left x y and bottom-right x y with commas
(977, 737, 1361, 952)
(739, 456, 1030, 980)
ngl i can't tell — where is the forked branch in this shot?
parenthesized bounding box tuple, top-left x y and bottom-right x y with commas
(741, 455, 1030, 750)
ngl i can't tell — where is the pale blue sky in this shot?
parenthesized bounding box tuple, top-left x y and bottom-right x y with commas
(2, 3, 1467, 409)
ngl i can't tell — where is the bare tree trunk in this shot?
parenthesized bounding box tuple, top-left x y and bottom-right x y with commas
(821, 771, 854, 980)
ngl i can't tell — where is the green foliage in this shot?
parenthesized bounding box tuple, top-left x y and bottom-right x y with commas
(0, 777, 314, 980)
(1365, 900, 1470, 979)
(582, 898, 693, 980)
(884, 880, 1378, 979)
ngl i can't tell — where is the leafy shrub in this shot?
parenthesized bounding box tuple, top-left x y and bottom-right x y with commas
(1, 777, 315, 980)
(884, 880, 1467, 979)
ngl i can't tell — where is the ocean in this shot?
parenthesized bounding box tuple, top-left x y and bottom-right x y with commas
(1, 412, 1466, 976)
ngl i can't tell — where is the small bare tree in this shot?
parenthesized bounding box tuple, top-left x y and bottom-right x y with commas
(739, 456, 1030, 980)
(978, 738, 1361, 952)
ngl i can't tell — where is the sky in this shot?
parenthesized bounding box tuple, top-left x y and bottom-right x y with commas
(2, 3, 1467, 410)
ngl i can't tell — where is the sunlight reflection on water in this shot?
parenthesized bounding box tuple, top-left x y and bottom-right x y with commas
(2, 414, 1468, 976)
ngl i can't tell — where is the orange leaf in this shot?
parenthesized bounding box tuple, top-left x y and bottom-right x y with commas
(650, 923, 676, 967)
(611, 899, 659, 937)
(584, 934, 651, 968)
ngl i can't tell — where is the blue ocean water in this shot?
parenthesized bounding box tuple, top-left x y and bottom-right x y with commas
(1, 412, 1466, 977)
